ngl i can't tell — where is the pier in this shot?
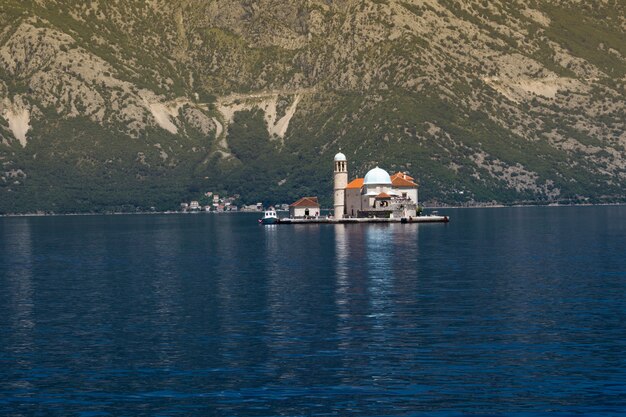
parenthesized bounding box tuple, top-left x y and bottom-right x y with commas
(276, 215, 449, 224)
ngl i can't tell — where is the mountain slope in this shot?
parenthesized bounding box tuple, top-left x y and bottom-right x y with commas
(0, 0, 625, 213)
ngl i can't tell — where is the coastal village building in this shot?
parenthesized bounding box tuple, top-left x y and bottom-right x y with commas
(289, 196, 321, 218)
(334, 152, 419, 219)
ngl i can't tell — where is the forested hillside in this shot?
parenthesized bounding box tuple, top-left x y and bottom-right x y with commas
(0, 0, 625, 213)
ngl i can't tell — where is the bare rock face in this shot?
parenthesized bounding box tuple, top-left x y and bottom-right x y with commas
(1, 95, 30, 147)
(0, 0, 624, 212)
(0, 20, 216, 139)
(183, 107, 216, 136)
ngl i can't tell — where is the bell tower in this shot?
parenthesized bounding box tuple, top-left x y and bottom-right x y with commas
(333, 151, 348, 219)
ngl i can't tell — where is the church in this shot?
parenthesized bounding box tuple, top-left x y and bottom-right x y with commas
(333, 152, 420, 219)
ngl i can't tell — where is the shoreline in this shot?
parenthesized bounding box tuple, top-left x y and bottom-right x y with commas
(2, 202, 626, 218)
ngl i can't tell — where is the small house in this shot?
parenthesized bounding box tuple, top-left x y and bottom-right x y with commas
(289, 196, 320, 218)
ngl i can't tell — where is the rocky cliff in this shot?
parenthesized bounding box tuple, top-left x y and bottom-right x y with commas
(0, 0, 624, 212)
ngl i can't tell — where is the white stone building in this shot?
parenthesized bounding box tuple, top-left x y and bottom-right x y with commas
(289, 196, 321, 218)
(333, 152, 420, 219)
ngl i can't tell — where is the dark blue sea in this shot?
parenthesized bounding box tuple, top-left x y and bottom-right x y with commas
(1, 206, 626, 416)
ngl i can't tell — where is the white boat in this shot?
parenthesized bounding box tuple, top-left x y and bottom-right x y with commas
(259, 207, 279, 225)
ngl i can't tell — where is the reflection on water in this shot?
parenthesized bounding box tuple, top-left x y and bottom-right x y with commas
(150, 217, 184, 368)
(334, 225, 349, 318)
(1, 208, 626, 415)
(365, 226, 394, 325)
(1, 219, 35, 396)
(4, 220, 35, 336)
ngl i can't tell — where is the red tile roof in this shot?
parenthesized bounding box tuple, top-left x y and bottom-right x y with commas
(290, 196, 320, 208)
(391, 172, 414, 181)
(391, 176, 417, 187)
(346, 178, 364, 189)
(375, 192, 392, 199)
(391, 172, 418, 187)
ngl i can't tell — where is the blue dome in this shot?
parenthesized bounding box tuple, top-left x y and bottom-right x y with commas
(363, 166, 391, 185)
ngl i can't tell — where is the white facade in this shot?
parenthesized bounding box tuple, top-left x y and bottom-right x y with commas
(394, 187, 418, 206)
(289, 197, 321, 218)
(290, 206, 320, 218)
